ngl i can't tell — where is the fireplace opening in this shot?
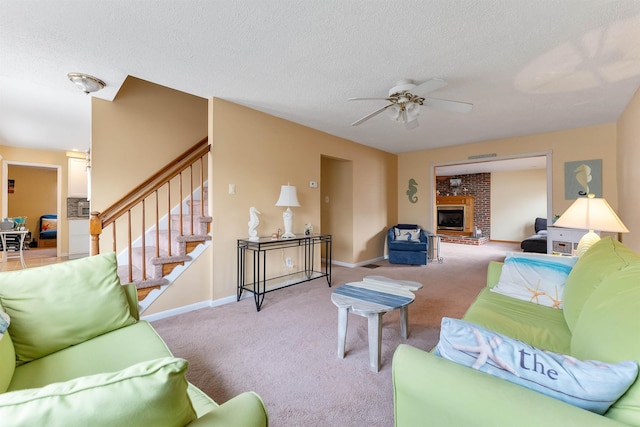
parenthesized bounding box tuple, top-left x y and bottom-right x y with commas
(437, 205, 465, 231)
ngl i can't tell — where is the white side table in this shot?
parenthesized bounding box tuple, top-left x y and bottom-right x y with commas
(428, 233, 444, 263)
(546, 226, 592, 256)
(331, 276, 422, 372)
(0, 230, 28, 269)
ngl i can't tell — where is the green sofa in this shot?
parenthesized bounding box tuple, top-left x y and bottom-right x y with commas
(393, 237, 640, 426)
(0, 253, 268, 427)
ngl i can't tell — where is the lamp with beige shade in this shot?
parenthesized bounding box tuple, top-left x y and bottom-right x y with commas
(553, 194, 629, 257)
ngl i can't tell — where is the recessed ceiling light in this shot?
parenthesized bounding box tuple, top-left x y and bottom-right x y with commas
(67, 72, 106, 94)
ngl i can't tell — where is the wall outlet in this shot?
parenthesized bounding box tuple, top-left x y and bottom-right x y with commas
(285, 257, 293, 268)
(309, 181, 318, 188)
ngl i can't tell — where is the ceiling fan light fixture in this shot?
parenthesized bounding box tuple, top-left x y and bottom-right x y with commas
(387, 104, 401, 121)
(405, 103, 420, 121)
(349, 78, 471, 128)
(67, 72, 106, 94)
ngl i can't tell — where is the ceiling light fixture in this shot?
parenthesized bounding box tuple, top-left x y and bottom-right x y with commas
(67, 72, 106, 94)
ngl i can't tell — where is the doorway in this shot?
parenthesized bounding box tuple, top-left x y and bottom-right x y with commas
(320, 155, 353, 264)
(2, 161, 62, 259)
(432, 152, 551, 242)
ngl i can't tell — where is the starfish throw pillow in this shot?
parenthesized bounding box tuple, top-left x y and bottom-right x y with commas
(491, 252, 578, 308)
(434, 318, 638, 414)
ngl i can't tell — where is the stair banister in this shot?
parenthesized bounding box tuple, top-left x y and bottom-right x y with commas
(90, 137, 210, 261)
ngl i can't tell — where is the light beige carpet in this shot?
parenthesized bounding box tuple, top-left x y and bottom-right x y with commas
(152, 241, 520, 426)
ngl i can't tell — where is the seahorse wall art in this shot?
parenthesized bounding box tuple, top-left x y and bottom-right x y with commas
(564, 159, 602, 199)
(407, 178, 418, 203)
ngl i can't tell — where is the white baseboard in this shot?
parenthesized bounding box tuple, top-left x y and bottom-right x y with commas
(331, 256, 385, 268)
(142, 295, 237, 322)
(143, 255, 386, 321)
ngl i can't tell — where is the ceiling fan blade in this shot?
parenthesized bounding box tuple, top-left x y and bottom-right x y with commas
(424, 97, 473, 113)
(412, 78, 448, 96)
(351, 104, 393, 126)
(348, 97, 391, 101)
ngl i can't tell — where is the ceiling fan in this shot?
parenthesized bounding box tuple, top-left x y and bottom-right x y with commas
(349, 78, 473, 129)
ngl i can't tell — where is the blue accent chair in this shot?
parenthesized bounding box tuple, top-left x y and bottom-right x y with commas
(387, 224, 429, 265)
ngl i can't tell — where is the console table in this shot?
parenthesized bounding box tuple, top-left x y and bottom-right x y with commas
(237, 234, 332, 311)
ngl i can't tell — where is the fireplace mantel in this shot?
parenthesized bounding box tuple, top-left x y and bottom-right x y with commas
(436, 195, 475, 236)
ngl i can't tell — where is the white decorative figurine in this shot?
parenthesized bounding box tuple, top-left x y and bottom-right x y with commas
(248, 207, 261, 241)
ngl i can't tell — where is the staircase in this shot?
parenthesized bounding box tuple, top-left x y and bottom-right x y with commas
(90, 138, 211, 308)
(118, 188, 211, 301)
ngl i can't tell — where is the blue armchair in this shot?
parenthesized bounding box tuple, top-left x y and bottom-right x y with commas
(387, 224, 429, 265)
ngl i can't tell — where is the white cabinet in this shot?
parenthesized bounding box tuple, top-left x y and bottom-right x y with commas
(68, 219, 90, 259)
(68, 158, 88, 198)
(547, 226, 594, 256)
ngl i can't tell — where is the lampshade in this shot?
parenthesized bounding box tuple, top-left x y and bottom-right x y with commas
(553, 194, 628, 256)
(553, 195, 628, 233)
(275, 185, 300, 207)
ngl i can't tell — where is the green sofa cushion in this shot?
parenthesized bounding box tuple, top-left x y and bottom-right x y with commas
(8, 321, 172, 391)
(0, 357, 197, 427)
(463, 288, 572, 354)
(563, 237, 640, 332)
(0, 307, 14, 393)
(0, 253, 136, 365)
(571, 265, 640, 426)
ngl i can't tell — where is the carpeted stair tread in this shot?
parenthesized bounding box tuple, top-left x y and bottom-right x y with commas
(117, 264, 167, 289)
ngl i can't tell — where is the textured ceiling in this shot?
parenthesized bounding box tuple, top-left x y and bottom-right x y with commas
(1, 1, 640, 154)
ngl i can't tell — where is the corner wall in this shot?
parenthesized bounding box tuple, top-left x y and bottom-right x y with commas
(91, 76, 208, 211)
(617, 87, 640, 251)
(210, 98, 397, 300)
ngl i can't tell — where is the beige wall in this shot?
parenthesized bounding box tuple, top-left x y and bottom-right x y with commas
(210, 98, 397, 300)
(398, 124, 618, 233)
(91, 76, 208, 211)
(7, 165, 57, 235)
(91, 76, 209, 314)
(321, 157, 354, 263)
(491, 169, 547, 241)
(617, 87, 640, 251)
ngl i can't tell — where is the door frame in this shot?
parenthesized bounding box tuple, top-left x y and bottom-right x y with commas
(430, 151, 553, 234)
(1, 160, 63, 258)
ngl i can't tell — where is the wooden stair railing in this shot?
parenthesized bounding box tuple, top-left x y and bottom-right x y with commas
(90, 137, 210, 288)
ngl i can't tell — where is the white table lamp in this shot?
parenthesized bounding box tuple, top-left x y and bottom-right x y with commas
(275, 184, 300, 239)
(553, 194, 629, 256)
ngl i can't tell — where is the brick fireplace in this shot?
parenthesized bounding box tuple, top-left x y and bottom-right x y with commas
(435, 173, 490, 245)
